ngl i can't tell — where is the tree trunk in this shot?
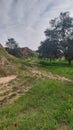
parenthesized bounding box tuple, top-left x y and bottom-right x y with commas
(68, 59, 71, 65)
(50, 57, 52, 63)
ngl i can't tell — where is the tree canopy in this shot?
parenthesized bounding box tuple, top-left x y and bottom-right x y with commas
(38, 11, 73, 65)
(6, 38, 22, 57)
(6, 38, 19, 49)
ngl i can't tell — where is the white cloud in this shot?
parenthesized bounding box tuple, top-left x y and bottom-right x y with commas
(0, 0, 73, 50)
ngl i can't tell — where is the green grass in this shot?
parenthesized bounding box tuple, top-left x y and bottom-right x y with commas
(0, 48, 10, 59)
(0, 79, 73, 130)
(38, 60, 73, 79)
(0, 55, 73, 130)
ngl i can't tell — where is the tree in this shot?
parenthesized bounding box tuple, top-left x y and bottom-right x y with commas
(50, 12, 73, 64)
(6, 38, 18, 49)
(38, 21, 63, 62)
(6, 38, 22, 57)
(38, 39, 61, 63)
(64, 38, 73, 65)
(39, 11, 73, 65)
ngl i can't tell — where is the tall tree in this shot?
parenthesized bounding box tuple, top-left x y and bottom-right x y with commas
(55, 12, 73, 64)
(64, 38, 73, 65)
(38, 22, 62, 62)
(6, 38, 22, 57)
(39, 11, 73, 65)
(6, 38, 18, 49)
(38, 39, 61, 63)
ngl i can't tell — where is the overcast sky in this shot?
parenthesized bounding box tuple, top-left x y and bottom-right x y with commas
(0, 0, 73, 50)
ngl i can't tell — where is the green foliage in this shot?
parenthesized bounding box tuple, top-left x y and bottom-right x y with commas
(38, 39, 60, 61)
(38, 11, 73, 64)
(6, 48, 22, 58)
(6, 38, 19, 49)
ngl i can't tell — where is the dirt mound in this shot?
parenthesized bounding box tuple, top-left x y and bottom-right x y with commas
(0, 44, 16, 77)
(21, 47, 34, 58)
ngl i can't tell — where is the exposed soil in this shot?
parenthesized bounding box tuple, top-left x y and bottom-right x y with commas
(0, 73, 35, 104)
(58, 123, 68, 130)
(0, 75, 17, 84)
(30, 67, 73, 83)
(0, 66, 73, 104)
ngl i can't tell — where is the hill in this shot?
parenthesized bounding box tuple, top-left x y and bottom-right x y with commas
(21, 47, 34, 58)
(0, 59, 73, 130)
(6, 47, 37, 58)
(0, 44, 16, 77)
(0, 45, 73, 130)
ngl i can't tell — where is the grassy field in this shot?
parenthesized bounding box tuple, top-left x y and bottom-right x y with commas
(0, 58, 73, 130)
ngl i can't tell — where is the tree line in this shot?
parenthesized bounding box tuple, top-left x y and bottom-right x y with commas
(5, 38, 34, 58)
(5, 38, 22, 57)
(38, 11, 73, 65)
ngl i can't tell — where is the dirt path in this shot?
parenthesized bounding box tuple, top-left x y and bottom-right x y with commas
(30, 67, 73, 83)
(0, 75, 17, 84)
(0, 73, 35, 104)
(0, 67, 73, 105)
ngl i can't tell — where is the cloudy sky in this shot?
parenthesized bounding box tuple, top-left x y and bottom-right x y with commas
(0, 0, 73, 50)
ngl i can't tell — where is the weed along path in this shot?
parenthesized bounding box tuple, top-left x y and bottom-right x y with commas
(0, 75, 17, 84)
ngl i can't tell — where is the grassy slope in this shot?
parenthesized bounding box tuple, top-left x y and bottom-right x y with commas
(0, 80, 73, 130)
(38, 60, 73, 79)
(0, 58, 73, 130)
(0, 47, 16, 77)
